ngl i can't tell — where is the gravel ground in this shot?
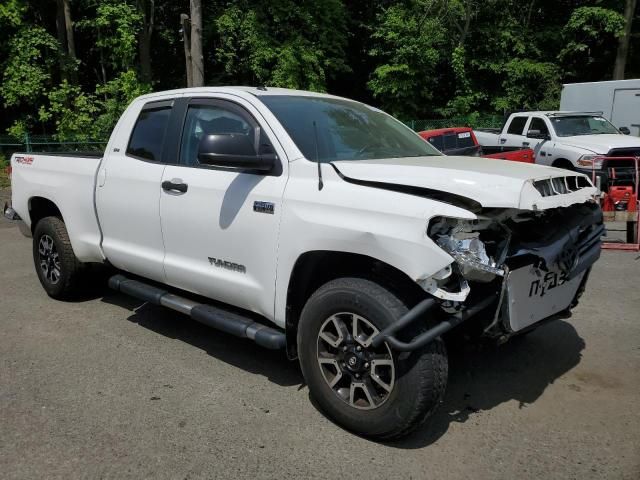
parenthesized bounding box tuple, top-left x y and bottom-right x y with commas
(0, 199, 639, 479)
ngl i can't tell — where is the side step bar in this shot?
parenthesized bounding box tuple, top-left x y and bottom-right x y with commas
(108, 274, 286, 350)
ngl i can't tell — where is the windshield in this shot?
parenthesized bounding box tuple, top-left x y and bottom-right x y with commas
(550, 116, 620, 137)
(259, 95, 441, 162)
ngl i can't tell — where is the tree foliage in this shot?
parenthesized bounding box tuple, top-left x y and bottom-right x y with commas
(0, 0, 638, 139)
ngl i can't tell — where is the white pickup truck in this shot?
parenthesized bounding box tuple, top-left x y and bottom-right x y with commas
(475, 111, 640, 187)
(4, 87, 603, 439)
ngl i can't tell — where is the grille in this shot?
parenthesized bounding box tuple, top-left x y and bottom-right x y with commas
(533, 176, 591, 197)
(607, 148, 640, 158)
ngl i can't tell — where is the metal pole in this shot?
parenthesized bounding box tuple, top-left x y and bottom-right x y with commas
(24, 133, 31, 153)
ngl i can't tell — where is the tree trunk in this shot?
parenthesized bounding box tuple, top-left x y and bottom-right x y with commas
(55, 0, 68, 81)
(97, 29, 107, 86)
(190, 0, 204, 87)
(181, 14, 193, 87)
(137, 0, 154, 84)
(62, 0, 76, 60)
(613, 0, 638, 80)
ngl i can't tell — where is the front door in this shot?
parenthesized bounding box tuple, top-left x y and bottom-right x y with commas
(159, 96, 288, 319)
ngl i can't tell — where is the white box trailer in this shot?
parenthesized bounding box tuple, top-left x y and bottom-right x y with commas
(560, 79, 640, 137)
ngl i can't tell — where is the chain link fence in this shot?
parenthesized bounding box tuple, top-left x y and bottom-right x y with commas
(0, 134, 107, 161)
(403, 115, 504, 132)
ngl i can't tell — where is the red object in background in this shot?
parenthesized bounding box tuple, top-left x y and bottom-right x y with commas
(607, 186, 635, 211)
(418, 127, 534, 163)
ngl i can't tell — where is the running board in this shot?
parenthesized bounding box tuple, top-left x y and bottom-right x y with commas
(108, 274, 286, 350)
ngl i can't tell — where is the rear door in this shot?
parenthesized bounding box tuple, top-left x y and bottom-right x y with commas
(499, 115, 529, 148)
(96, 98, 179, 282)
(159, 96, 288, 319)
(612, 89, 640, 137)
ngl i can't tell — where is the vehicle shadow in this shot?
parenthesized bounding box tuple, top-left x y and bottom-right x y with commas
(386, 319, 586, 449)
(100, 292, 302, 387)
(101, 290, 584, 447)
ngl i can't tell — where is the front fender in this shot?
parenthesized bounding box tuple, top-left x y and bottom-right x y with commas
(273, 161, 476, 327)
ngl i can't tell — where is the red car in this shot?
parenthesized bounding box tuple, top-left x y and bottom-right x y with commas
(419, 127, 534, 163)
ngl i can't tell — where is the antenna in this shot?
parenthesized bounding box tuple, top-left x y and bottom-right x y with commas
(313, 121, 324, 191)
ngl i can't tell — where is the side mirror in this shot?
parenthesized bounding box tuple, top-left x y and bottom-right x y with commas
(619, 126, 631, 135)
(197, 134, 276, 172)
(526, 129, 549, 140)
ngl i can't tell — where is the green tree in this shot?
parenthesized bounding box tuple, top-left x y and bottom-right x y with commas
(560, 6, 626, 81)
(368, 1, 449, 118)
(1, 26, 60, 134)
(212, 0, 348, 91)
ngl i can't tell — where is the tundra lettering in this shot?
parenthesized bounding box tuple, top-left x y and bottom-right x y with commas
(208, 257, 247, 274)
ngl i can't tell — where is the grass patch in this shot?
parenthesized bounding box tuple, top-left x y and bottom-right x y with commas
(0, 170, 9, 188)
(0, 156, 9, 188)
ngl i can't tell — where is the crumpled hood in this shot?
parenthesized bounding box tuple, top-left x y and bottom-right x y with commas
(332, 156, 597, 211)
(557, 134, 640, 154)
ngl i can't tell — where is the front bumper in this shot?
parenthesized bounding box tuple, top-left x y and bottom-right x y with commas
(578, 165, 637, 191)
(373, 204, 603, 351)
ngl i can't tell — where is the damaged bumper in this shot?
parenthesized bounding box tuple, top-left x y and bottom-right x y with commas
(373, 201, 603, 351)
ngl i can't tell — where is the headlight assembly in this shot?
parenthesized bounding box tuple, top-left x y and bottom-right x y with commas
(576, 155, 603, 169)
(428, 218, 505, 282)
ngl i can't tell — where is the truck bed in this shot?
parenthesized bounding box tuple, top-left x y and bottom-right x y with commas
(10, 152, 105, 262)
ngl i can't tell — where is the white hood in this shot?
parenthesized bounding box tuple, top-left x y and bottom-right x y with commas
(557, 134, 640, 154)
(332, 156, 597, 211)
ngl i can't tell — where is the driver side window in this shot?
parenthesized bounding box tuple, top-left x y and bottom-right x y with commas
(180, 104, 256, 166)
(529, 117, 549, 136)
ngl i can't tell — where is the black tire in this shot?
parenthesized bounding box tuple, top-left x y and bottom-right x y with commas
(32, 216, 83, 299)
(297, 277, 448, 440)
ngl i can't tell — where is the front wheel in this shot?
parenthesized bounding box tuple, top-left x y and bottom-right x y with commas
(297, 278, 448, 440)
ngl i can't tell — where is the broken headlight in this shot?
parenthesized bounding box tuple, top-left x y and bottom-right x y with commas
(429, 218, 505, 282)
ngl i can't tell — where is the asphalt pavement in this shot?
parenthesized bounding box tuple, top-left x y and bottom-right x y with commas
(1, 188, 639, 479)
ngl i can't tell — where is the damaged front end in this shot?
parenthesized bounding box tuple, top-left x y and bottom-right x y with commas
(427, 201, 603, 337)
(372, 201, 603, 351)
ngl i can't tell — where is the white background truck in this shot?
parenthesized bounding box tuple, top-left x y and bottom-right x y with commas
(5, 87, 603, 439)
(560, 79, 640, 137)
(474, 111, 640, 188)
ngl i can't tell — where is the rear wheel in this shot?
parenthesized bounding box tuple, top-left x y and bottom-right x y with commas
(32, 216, 83, 299)
(298, 278, 448, 440)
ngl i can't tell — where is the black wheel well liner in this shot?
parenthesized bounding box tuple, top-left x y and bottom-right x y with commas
(284, 250, 427, 359)
(28, 197, 63, 231)
(552, 158, 574, 169)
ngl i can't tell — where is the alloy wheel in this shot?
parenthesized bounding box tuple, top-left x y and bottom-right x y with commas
(316, 312, 395, 410)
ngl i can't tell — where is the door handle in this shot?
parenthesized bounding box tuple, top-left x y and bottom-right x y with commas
(162, 180, 188, 194)
(500, 138, 507, 144)
(522, 142, 530, 147)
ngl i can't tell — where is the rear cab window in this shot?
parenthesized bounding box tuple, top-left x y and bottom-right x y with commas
(507, 116, 528, 135)
(126, 100, 173, 161)
(427, 135, 444, 151)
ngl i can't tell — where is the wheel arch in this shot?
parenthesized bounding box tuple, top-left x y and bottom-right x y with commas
(552, 158, 575, 170)
(284, 250, 427, 359)
(28, 196, 64, 232)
